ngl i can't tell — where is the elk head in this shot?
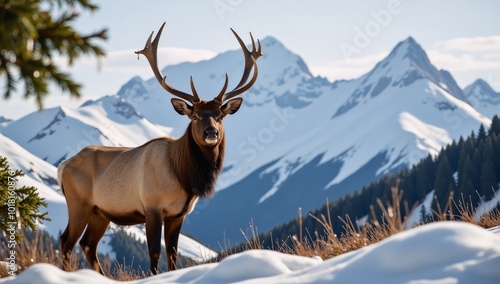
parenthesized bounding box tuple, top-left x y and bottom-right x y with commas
(135, 22, 262, 147)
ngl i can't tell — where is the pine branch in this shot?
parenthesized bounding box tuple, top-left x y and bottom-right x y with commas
(0, 53, 17, 99)
(0, 0, 106, 109)
(0, 156, 50, 241)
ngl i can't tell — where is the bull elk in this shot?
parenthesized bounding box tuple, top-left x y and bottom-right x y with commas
(58, 22, 262, 275)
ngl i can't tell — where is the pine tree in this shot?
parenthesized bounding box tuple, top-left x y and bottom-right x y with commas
(459, 156, 479, 206)
(444, 141, 459, 173)
(340, 193, 354, 218)
(471, 149, 481, 191)
(477, 124, 487, 143)
(458, 137, 475, 172)
(432, 155, 455, 214)
(492, 134, 500, 185)
(0, 0, 107, 109)
(0, 156, 50, 241)
(480, 160, 497, 200)
(479, 138, 497, 200)
(489, 115, 500, 136)
(463, 179, 477, 207)
(401, 168, 416, 203)
(470, 131, 476, 143)
(415, 161, 430, 198)
(109, 228, 151, 272)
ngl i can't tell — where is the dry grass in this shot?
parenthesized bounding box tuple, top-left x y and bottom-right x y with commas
(285, 186, 500, 260)
(0, 231, 146, 280)
(212, 184, 500, 265)
(0, 230, 76, 277)
(108, 258, 148, 281)
(2, 185, 500, 280)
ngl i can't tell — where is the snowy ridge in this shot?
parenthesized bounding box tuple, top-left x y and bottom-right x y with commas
(3, 222, 500, 283)
(2, 95, 171, 165)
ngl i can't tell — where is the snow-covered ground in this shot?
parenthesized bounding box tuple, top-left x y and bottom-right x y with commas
(2, 222, 499, 283)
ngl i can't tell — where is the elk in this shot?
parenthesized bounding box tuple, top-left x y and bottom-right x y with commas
(58, 22, 261, 275)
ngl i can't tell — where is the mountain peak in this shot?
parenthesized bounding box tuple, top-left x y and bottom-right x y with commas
(0, 116, 12, 124)
(260, 36, 284, 48)
(333, 37, 469, 117)
(388, 36, 432, 70)
(117, 76, 149, 102)
(397, 36, 420, 52)
(467, 79, 496, 94)
(353, 36, 437, 88)
(379, 36, 467, 101)
(464, 79, 500, 115)
(403, 36, 417, 44)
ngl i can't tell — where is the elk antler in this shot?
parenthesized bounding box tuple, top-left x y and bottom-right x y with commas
(214, 29, 263, 104)
(135, 22, 201, 104)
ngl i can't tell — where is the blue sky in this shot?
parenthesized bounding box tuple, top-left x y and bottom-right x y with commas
(2, 0, 500, 119)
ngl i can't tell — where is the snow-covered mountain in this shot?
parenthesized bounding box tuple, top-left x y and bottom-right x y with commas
(180, 37, 491, 247)
(1, 35, 494, 248)
(118, 36, 330, 137)
(464, 79, 500, 119)
(0, 133, 216, 261)
(2, 95, 171, 165)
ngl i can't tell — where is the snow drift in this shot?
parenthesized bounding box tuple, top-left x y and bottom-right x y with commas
(2, 222, 499, 283)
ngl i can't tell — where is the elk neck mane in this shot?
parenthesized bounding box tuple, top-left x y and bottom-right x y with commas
(169, 123, 224, 198)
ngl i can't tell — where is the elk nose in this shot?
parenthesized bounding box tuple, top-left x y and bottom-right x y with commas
(204, 128, 219, 138)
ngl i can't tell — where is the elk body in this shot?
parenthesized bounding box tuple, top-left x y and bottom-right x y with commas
(58, 22, 261, 275)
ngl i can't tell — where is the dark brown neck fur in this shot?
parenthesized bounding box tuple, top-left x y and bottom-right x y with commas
(170, 124, 224, 197)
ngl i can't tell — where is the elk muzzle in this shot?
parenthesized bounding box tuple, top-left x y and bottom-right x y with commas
(203, 127, 219, 145)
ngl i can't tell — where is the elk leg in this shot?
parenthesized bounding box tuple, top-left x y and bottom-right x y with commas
(164, 217, 185, 271)
(60, 225, 70, 270)
(61, 208, 89, 271)
(79, 213, 110, 274)
(145, 210, 163, 275)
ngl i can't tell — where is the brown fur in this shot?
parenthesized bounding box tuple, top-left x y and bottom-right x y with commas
(171, 123, 225, 197)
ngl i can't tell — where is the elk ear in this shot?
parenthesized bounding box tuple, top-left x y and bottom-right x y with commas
(171, 98, 193, 116)
(221, 98, 243, 115)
